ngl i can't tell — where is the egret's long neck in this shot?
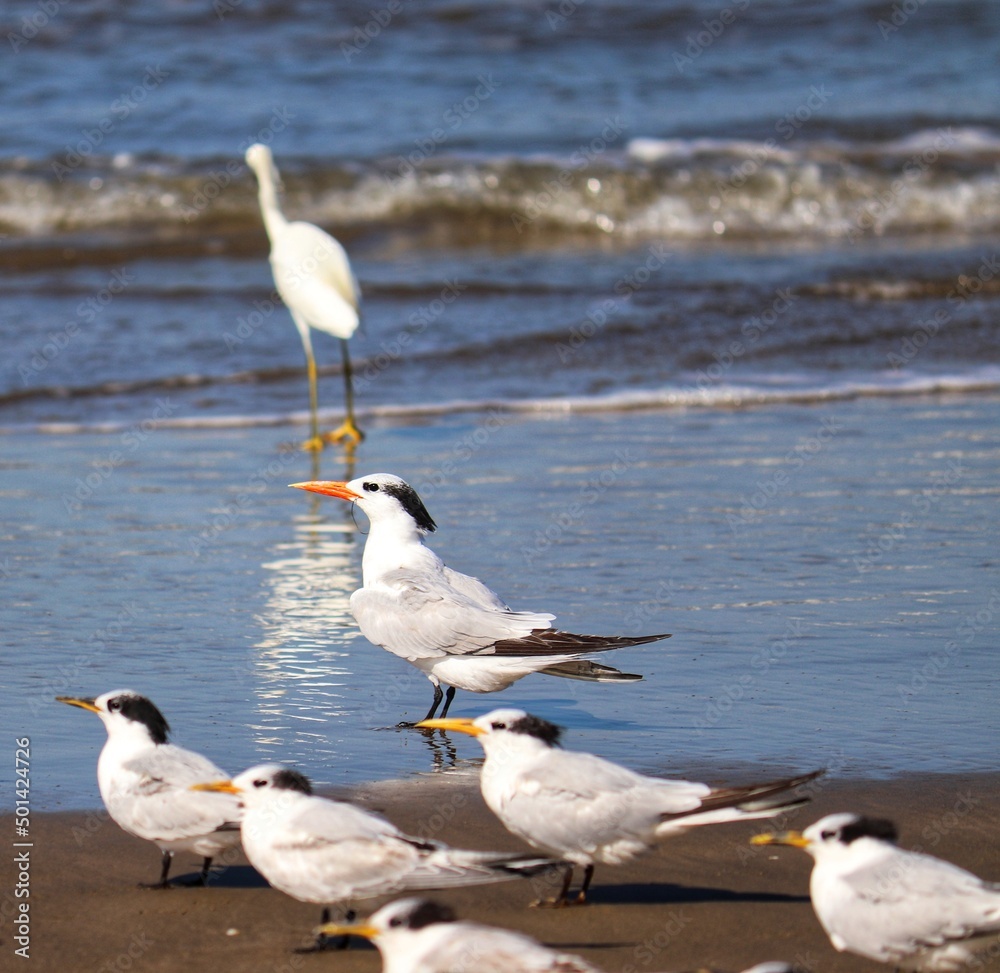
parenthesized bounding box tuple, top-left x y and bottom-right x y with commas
(361, 516, 441, 587)
(253, 157, 288, 241)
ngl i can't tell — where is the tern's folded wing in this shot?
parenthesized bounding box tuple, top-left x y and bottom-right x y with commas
(120, 746, 241, 838)
(843, 853, 1000, 948)
(352, 571, 553, 659)
(501, 752, 709, 853)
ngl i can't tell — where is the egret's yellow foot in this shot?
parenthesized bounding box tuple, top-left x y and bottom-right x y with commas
(300, 434, 327, 452)
(323, 418, 364, 447)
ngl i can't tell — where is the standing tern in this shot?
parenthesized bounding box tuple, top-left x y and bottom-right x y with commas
(419, 708, 823, 905)
(245, 143, 363, 451)
(752, 812, 1000, 971)
(57, 690, 242, 888)
(193, 763, 562, 949)
(315, 898, 804, 973)
(289, 473, 670, 724)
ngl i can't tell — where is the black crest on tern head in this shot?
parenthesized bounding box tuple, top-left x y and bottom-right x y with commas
(110, 693, 170, 745)
(370, 478, 436, 533)
(271, 768, 314, 795)
(508, 714, 563, 747)
(836, 816, 898, 845)
(398, 900, 456, 930)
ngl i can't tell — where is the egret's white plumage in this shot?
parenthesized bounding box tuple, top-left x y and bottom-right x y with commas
(420, 708, 822, 905)
(289, 473, 670, 723)
(753, 812, 1000, 971)
(244, 143, 363, 449)
(57, 690, 242, 887)
(193, 763, 559, 947)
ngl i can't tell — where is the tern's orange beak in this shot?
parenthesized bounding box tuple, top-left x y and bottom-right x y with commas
(190, 780, 241, 795)
(289, 481, 362, 501)
(751, 830, 810, 849)
(416, 717, 484, 736)
(56, 696, 100, 713)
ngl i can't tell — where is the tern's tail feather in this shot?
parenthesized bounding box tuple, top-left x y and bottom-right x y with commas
(657, 770, 825, 833)
(491, 630, 670, 656)
(540, 659, 644, 682)
(402, 850, 562, 891)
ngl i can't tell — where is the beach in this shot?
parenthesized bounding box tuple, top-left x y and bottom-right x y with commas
(5, 770, 1000, 972)
(3, 2, 1000, 970)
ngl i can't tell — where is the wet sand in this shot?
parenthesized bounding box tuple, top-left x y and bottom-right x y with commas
(4, 770, 999, 972)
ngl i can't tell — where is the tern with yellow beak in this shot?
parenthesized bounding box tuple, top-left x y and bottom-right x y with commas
(420, 708, 823, 906)
(752, 813, 1000, 971)
(290, 473, 670, 725)
(57, 690, 242, 887)
(193, 763, 562, 950)
(316, 897, 605, 972)
(316, 898, 806, 973)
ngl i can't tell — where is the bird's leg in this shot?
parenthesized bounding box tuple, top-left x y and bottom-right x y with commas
(140, 850, 174, 889)
(199, 856, 213, 886)
(574, 863, 595, 905)
(297, 907, 351, 953)
(324, 340, 364, 448)
(531, 863, 575, 908)
(398, 684, 444, 729)
(438, 686, 457, 719)
(301, 347, 326, 453)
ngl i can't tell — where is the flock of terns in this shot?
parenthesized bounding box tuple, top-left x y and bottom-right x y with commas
(55, 147, 1000, 971)
(59, 473, 1000, 973)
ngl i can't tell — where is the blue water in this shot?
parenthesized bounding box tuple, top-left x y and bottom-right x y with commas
(1, 0, 999, 809)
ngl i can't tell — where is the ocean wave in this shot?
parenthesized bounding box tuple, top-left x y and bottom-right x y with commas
(2, 128, 998, 258)
(6, 367, 1000, 436)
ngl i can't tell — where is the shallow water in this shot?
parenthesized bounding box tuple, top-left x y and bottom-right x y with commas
(1, 0, 998, 811)
(3, 394, 998, 810)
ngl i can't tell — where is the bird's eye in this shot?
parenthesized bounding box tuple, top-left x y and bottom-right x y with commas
(388, 917, 403, 928)
(363, 482, 380, 492)
(821, 830, 835, 840)
(253, 779, 267, 789)
(108, 699, 121, 712)
(492, 722, 506, 730)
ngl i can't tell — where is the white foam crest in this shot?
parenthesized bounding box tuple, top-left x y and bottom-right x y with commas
(6, 368, 1000, 437)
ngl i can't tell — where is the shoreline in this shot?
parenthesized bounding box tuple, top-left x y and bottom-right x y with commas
(4, 769, 999, 972)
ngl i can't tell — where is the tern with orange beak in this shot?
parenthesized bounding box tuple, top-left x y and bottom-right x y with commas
(419, 708, 823, 906)
(290, 473, 670, 725)
(57, 690, 242, 887)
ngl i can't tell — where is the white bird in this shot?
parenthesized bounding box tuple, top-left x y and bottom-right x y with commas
(244, 143, 363, 451)
(193, 763, 561, 949)
(289, 473, 670, 725)
(315, 898, 804, 973)
(419, 708, 823, 906)
(316, 896, 604, 973)
(752, 812, 1000, 971)
(57, 690, 242, 887)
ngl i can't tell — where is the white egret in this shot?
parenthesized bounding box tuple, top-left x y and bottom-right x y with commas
(245, 143, 362, 450)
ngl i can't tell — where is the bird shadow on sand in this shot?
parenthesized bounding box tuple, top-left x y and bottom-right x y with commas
(585, 881, 808, 907)
(196, 865, 270, 890)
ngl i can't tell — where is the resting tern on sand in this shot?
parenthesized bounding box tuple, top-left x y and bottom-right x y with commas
(316, 898, 804, 973)
(193, 763, 560, 950)
(753, 813, 1000, 971)
(245, 143, 363, 451)
(289, 473, 670, 724)
(57, 690, 242, 888)
(419, 708, 823, 906)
